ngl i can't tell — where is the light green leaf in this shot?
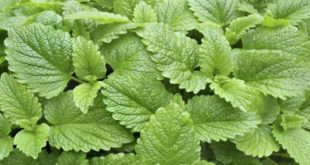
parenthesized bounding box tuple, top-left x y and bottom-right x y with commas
(0, 73, 42, 124)
(14, 124, 50, 159)
(113, 0, 140, 18)
(137, 23, 208, 93)
(186, 95, 260, 142)
(135, 101, 200, 165)
(188, 0, 239, 26)
(44, 91, 133, 152)
(0, 137, 13, 160)
(235, 50, 310, 99)
(101, 34, 160, 79)
(279, 94, 306, 114)
(267, 0, 310, 23)
(225, 14, 263, 44)
(33, 11, 63, 29)
(5, 23, 72, 98)
(156, 0, 198, 31)
(73, 82, 102, 113)
(191, 160, 215, 165)
(210, 76, 260, 111)
(233, 125, 280, 158)
(280, 114, 307, 130)
(91, 23, 137, 44)
(273, 122, 310, 165)
(65, 11, 129, 24)
(102, 72, 172, 131)
(133, 1, 157, 23)
(72, 37, 106, 81)
(199, 29, 233, 78)
(0, 114, 11, 137)
(90, 153, 138, 165)
(242, 26, 310, 59)
(249, 95, 280, 125)
(57, 152, 88, 165)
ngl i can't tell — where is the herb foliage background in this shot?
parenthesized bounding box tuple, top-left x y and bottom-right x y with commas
(0, 0, 310, 164)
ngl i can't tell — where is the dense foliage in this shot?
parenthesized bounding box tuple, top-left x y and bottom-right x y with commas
(0, 0, 310, 164)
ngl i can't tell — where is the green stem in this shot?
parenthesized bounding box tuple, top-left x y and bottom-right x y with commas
(71, 76, 85, 84)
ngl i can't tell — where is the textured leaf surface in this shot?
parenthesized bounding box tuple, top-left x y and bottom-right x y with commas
(210, 76, 260, 111)
(138, 23, 207, 93)
(273, 123, 310, 165)
(0, 150, 37, 165)
(186, 95, 260, 142)
(135, 102, 200, 165)
(267, 0, 310, 22)
(242, 26, 310, 59)
(101, 34, 159, 78)
(90, 153, 138, 165)
(73, 82, 102, 113)
(0, 115, 13, 160)
(156, 0, 198, 31)
(0, 73, 42, 123)
(188, 0, 239, 25)
(14, 124, 50, 159)
(235, 50, 310, 99)
(102, 72, 172, 131)
(72, 37, 106, 81)
(133, 1, 157, 23)
(0, 137, 13, 160)
(233, 125, 280, 158)
(57, 152, 88, 165)
(65, 11, 129, 24)
(44, 92, 133, 152)
(225, 14, 263, 44)
(91, 23, 137, 44)
(5, 23, 72, 98)
(33, 11, 62, 29)
(199, 29, 233, 78)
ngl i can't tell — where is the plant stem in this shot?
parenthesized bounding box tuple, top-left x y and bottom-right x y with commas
(71, 76, 85, 84)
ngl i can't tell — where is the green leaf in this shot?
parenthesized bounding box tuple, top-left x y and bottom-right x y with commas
(5, 23, 72, 98)
(225, 14, 263, 44)
(250, 95, 280, 125)
(133, 1, 157, 23)
(186, 95, 260, 142)
(0, 150, 37, 165)
(135, 101, 200, 165)
(44, 91, 133, 152)
(113, 0, 140, 18)
(210, 76, 260, 111)
(100, 34, 160, 79)
(280, 114, 307, 130)
(273, 122, 310, 165)
(199, 29, 233, 78)
(235, 50, 310, 99)
(267, 0, 310, 23)
(57, 152, 88, 165)
(65, 11, 129, 24)
(0, 137, 13, 160)
(14, 124, 50, 159)
(279, 94, 306, 114)
(188, 0, 239, 26)
(91, 23, 138, 44)
(233, 125, 280, 158)
(156, 0, 198, 31)
(137, 23, 208, 93)
(0, 115, 13, 160)
(242, 26, 310, 59)
(73, 82, 102, 113)
(0, 73, 42, 124)
(90, 153, 138, 165)
(102, 72, 172, 131)
(72, 37, 106, 81)
(211, 142, 262, 165)
(33, 11, 63, 29)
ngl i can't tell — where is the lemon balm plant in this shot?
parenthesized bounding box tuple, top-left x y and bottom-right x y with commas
(0, 0, 310, 164)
